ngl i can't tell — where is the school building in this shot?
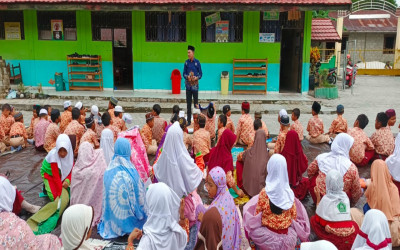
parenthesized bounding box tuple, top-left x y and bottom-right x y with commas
(0, 0, 351, 94)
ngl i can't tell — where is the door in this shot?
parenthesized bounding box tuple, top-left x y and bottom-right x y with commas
(279, 28, 303, 93)
(113, 28, 133, 90)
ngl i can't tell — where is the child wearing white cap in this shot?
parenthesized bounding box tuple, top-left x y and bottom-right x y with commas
(60, 101, 73, 133)
(112, 106, 127, 132)
(91, 105, 104, 140)
(34, 109, 51, 151)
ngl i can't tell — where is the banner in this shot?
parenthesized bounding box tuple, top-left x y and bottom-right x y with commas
(259, 33, 275, 43)
(205, 12, 221, 26)
(215, 21, 229, 43)
(263, 11, 279, 21)
(51, 20, 64, 40)
(4, 22, 21, 40)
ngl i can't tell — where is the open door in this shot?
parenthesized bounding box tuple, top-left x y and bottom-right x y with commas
(279, 28, 303, 93)
(113, 28, 133, 90)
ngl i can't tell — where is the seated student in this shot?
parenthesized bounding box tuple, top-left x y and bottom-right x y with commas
(155, 113, 179, 158)
(348, 114, 375, 167)
(386, 108, 396, 128)
(0, 177, 61, 249)
(223, 105, 235, 134)
(387, 134, 400, 194)
(9, 112, 27, 150)
(100, 128, 114, 166)
(205, 103, 216, 141)
(243, 155, 310, 249)
(371, 112, 395, 160)
(179, 117, 192, 150)
(216, 114, 227, 143)
(236, 119, 269, 197)
(64, 108, 85, 155)
(43, 105, 52, 122)
(27, 105, 40, 139)
(44, 109, 61, 153)
(281, 130, 309, 200)
(272, 114, 290, 155)
(208, 129, 244, 197)
(102, 112, 118, 142)
(122, 113, 133, 127)
(353, 160, 400, 247)
(267, 109, 287, 150)
(127, 183, 188, 250)
(90, 105, 103, 140)
(254, 111, 269, 138)
(307, 133, 362, 205)
(34, 109, 51, 152)
(0, 104, 15, 143)
(140, 113, 157, 155)
(290, 108, 304, 141)
(151, 104, 167, 144)
(60, 101, 73, 133)
(41, 134, 74, 201)
(98, 138, 147, 239)
(80, 117, 100, 149)
(235, 101, 255, 147)
(194, 206, 222, 250)
(329, 104, 348, 136)
(306, 101, 331, 144)
(193, 115, 211, 156)
(70, 142, 107, 226)
(112, 105, 127, 132)
(311, 170, 359, 250)
(351, 209, 392, 250)
(61, 204, 96, 250)
(74, 101, 87, 125)
(196, 167, 241, 249)
(192, 108, 201, 132)
(107, 97, 118, 120)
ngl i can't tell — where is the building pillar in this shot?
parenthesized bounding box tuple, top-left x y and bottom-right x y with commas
(394, 16, 400, 69)
(335, 17, 343, 73)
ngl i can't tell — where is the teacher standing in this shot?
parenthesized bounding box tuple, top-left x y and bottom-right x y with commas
(183, 45, 202, 125)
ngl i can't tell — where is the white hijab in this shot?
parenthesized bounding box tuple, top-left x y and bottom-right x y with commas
(100, 128, 115, 166)
(61, 204, 94, 250)
(265, 154, 294, 210)
(316, 169, 351, 222)
(0, 176, 16, 213)
(317, 133, 354, 177)
(301, 240, 338, 250)
(45, 134, 74, 181)
(386, 133, 400, 182)
(351, 209, 392, 250)
(153, 122, 202, 198)
(140, 183, 187, 250)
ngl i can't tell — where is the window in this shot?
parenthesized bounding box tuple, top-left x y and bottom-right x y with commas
(384, 35, 395, 54)
(201, 12, 243, 43)
(0, 11, 24, 40)
(91, 12, 131, 41)
(145, 12, 186, 42)
(37, 11, 76, 40)
(259, 12, 281, 42)
(341, 35, 348, 53)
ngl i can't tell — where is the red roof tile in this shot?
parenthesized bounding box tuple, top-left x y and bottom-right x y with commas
(312, 18, 341, 41)
(0, 0, 352, 5)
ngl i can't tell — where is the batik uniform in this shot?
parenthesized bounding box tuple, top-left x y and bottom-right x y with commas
(140, 124, 153, 150)
(152, 116, 167, 144)
(80, 129, 99, 148)
(307, 115, 325, 138)
(205, 113, 216, 140)
(108, 108, 115, 119)
(371, 127, 395, 156)
(105, 125, 119, 142)
(193, 128, 211, 155)
(261, 121, 270, 138)
(60, 110, 72, 133)
(226, 116, 235, 134)
(307, 160, 362, 204)
(290, 120, 304, 141)
(95, 123, 104, 141)
(217, 127, 226, 144)
(348, 127, 375, 164)
(0, 114, 15, 136)
(112, 116, 127, 132)
(44, 123, 60, 153)
(183, 132, 193, 149)
(27, 117, 39, 138)
(236, 113, 255, 147)
(193, 120, 200, 133)
(10, 122, 27, 139)
(34, 119, 51, 148)
(274, 130, 289, 154)
(329, 115, 348, 134)
(0, 125, 4, 141)
(64, 120, 85, 154)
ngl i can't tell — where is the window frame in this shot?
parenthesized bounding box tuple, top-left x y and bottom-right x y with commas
(201, 12, 244, 43)
(0, 11, 25, 40)
(37, 11, 77, 41)
(383, 34, 395, 54)
(144, 11, 187, 43)
(259, 11, 281, 43)
(91, 11, 132, 42)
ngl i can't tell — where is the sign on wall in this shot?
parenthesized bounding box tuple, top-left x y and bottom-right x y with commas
(216, 21, 229, 43)
(51, 20, 64, 40)
(4, 22, 21, 40)
(205, 12, 221, 26)
(259, 33, 275, 43)
(263, 11, 279, 21)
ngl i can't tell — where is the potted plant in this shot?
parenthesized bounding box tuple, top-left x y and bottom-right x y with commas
(309, 47, 321, 91)
(17, 83, 28, 99)
(314, 69, 338, 99)
(37, 83, 44, 99)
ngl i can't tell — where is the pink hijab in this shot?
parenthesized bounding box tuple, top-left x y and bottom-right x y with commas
(70, 142, 107, 225)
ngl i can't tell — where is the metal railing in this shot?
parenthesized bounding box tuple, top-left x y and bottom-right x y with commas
(318, 49, 336, 63)
(351, 0, 397, 15)
(346, 49, 397, 69)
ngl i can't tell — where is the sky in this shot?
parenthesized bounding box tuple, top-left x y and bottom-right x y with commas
(397, 0, 400, 6)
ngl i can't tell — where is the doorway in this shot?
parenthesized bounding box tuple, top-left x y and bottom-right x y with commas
(113, 28, 133, 90)
(279, 28, 303, 93)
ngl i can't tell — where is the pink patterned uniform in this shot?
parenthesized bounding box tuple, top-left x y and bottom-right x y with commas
(44, 123, 60, 152)
(105, 125, 119, 142)
(193, 128, 211, 155)
(348, 127, 374, 164)
(34, 118, 51, 147)
(64, 120, 85, 153)
(371, 127, 395, 156)
(152, 116, 167, 144)
(140, 124, 153, 150)
(236, 113, 255, 147)
(0, 114, 15, 135)
(217, 127, 226, 144)
(329, 115, 348, 134)
(80, 129, 100, 148)
(226, 116, 235, 134)
(307, 115, 324, 138)
(10, 122, 27, 139)
(274, 130, 289, 154)
(59, 110, 72, 133)
(112, 116, 127, 132)
(205, 112, 216, 140)
(290, 120, 304, 141)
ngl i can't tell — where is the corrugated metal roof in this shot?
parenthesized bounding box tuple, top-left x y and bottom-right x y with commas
(312, 18, 341, 41)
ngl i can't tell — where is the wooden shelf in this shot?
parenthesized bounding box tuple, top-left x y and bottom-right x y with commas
(233, 59, 268, 63)
(69, 71, 101, 75)
(234, 67, 266, 70)
(67, 55, 103, 91)
(69, 79, 102, 83)
(232, 89, 267, 94)
(233, 58, 268, 95)
(233, 82, 267, 86)
(67, 57, 100, 60)
(234, 74, 266, 78)
(69, 86, 104, 91)
(68, 64, 101, 68)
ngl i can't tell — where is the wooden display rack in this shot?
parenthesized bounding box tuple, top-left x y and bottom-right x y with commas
(67, 55, 103, 91)
(232, 58, 268, 95)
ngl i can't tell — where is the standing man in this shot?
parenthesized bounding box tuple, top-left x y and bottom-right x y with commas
(183, 45, 202, 125)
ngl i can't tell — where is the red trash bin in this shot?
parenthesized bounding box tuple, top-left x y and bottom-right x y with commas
(171, 69, 182, 94)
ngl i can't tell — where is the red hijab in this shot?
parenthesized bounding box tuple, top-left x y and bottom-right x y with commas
(280, 130, 308, 186)
(208, 129, 236, 173)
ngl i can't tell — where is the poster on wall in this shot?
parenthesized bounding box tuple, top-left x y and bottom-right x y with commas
(263, 11, 279, 21)
(215, 21, 229, 43)
(113, 29, 127, 48)
(259, 33, 275, 43)
(205, 12, 221, 26)
(4, 22, 21, 40)
(51, 20, 64, 40)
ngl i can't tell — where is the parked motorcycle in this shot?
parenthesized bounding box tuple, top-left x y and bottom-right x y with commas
(345, 62, 358, 87)
(327, 67, 337, 85)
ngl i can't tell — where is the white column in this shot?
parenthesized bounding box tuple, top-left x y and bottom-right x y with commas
(335, 17, 344, 75)
(394, 16, 400, 69)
